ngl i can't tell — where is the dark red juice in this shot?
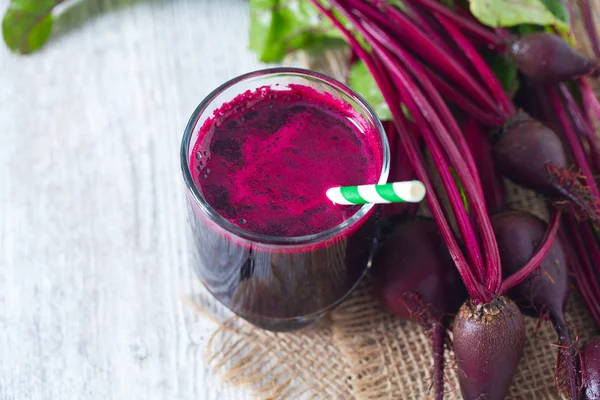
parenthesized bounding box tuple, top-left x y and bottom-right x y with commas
(187, 83, 384, 331)
(191, 84, 381, 237)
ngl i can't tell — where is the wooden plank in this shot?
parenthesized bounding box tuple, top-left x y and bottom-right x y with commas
(0, 0, 264, 398)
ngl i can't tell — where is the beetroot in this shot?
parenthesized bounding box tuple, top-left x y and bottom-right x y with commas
(493, 112, 566, 195)
(508, 32, 600, 83)
(492, 212, 568, 317)
(373, 219, 466, 399)
(492, 211, 579, 399)
(493, 112, 600, 223)
(452, 297, 525, 400)
(583, 338, 600, 399)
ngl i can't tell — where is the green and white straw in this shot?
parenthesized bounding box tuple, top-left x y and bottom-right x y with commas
(326, 180, 426, 205)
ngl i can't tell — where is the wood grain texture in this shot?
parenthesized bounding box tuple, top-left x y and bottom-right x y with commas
(0, 1, 265, 398)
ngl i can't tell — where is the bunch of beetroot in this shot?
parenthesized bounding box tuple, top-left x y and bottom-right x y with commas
(306, 0, 600, 398)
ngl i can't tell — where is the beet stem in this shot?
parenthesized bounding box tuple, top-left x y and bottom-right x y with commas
(400, 1, 463, 64)
(500, 210, 562, 293)
(357, 18, 483, 184)
(581, 0, 600, 59)
(564, 82, 600, 174)
(553, 317, 580, 400)
(435, 14, 515, 118)
(345, 0, 500, 115)
(554, 85, 600, 198)
(580, 79, 600, 172)
(580, 223, 600, 299)
(307, 0, 487, 300)
(381, 2, 506, 126)
(464, 118, 507, 213)
(382, 3, 499, 114)
(409, 0, 505, 48)
(582, 79, 600, 126)
(356, 18, 506, 292)
(422, 70, 506, 126)
(563, 217, 600, 325)
(362, 24, 488, 284)
(379, 58, 498, 289)
(327, 1, 495, 291)
(560, 223, 600, 326)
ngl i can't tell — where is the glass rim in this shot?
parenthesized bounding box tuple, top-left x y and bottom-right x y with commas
(180, 67, 390, 247)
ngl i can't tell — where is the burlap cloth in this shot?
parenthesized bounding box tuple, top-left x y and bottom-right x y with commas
(196, 4, 600, 399)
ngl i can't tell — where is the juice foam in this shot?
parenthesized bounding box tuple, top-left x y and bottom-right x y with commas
(191, 84, 381, 237)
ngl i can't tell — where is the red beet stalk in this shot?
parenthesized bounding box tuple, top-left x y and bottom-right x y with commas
(581, 0, 600, 59)
(351, 1, 600, 226)
(463, 117, 506, 215)
(330, 0, 496, 292)
(310, 2, 563, 399)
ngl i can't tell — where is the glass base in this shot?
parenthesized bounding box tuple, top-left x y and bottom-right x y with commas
(216, 236, 377, 333)
(235, 311, 325, 332)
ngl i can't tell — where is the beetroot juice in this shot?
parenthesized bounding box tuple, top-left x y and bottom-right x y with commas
(181, 69, 389, 331)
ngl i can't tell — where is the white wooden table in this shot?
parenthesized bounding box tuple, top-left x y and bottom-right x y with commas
(0, 1, 266, 398)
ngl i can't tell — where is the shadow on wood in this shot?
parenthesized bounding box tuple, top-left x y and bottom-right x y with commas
(51, 0, 168, 45)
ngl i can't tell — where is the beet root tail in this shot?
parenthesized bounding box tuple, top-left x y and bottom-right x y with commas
(431, 322, 445, 400)
(547, 165, 600, 225)
(554, 320, 581, 400)
(453, 297, 525, 400)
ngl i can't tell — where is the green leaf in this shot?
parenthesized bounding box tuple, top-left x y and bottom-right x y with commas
(348, 60, 392, 121)
(389, 0, 409, 12)
(540, 0, 569, 24)
(450, 167, 469, 213)
(489, 54, 519, 97)
(541, 0, 577, 45)
(509, 1, 575, 45)
(348, 60, 413, 122)
(249, 0, 346, 63)
(469, 0, 569, 30)
(2, 0, 63, 54)
(593, 222, 600, 239)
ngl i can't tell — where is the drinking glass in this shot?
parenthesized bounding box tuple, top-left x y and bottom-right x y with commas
(180, 68, 390, 331)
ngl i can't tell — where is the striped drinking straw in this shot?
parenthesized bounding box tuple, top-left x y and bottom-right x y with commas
(326, 180, 426, 205)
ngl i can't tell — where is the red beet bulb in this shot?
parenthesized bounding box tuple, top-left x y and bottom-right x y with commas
(493, 112, 600, 224)
(582, 338, 600, 399)
(373, 219, 466, 400)
(492, 211, 579, 399)
(508, 32, 600, 83)
(452, 296, 525, 400)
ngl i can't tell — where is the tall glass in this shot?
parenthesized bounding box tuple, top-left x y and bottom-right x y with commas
(181, 68, 390, 331)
